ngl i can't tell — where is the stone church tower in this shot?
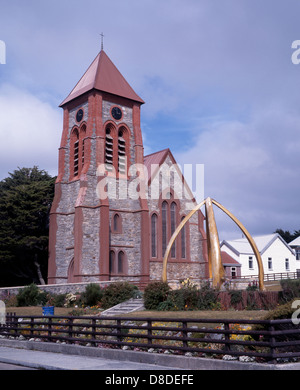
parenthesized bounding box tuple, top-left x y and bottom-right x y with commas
(48, 50, 208, 286)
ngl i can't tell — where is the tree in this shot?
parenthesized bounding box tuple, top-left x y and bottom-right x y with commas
(275, 229, 300, 243)
(0, 167, 55, 287)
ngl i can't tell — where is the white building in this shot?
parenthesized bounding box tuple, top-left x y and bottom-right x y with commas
(289, 236, 300, 261)
(220, 233, 298, 278)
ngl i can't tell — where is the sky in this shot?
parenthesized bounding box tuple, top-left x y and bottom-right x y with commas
(0, 0, 299, 240)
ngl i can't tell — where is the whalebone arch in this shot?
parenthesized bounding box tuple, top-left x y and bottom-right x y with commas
(162, 197, 265, 291)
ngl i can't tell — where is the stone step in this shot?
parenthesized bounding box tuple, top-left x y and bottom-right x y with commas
(101, 298, 144, 316)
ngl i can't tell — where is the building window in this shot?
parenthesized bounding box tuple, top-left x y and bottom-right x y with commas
(105, 127, 114, 171)
(104, 124, 129, 176)
(151, 214, 158, 258)
(268, 257, 273, 271)
(181, 216, 186, 259)
(74, 139, 79, 176)
(118, 251, 125, 274)
(118, 129, 126, 174)
(109, 250, 115, 274)
(285, 258, 290, 271)
(170, 202, 176, 258)
(248, 256, 253, 269)
(162, 201, 168, 256)
(112, 213, 122, 233)
(231, 267, 237, 278)
(296, 248, 300, 260)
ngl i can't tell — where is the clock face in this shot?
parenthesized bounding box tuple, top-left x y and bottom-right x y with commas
(111, 106, 122, 121)
(76, 109, 84, 122)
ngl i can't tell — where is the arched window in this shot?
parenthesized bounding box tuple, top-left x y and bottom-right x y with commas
(109, 250, 115, 274)
(162, 201, 168, 256)
(71, 128, 79, 177)
(170, 202, 177, 258)
(181, 216, 186, 259)
(104, 123, 130, 176)
(151, 214, 158, 258)
(80, 124, 86, 169)
(112, 213, 122, 233)
(118, 251, 125, 274)
(118, 128, 126, 174)
(105, 126, 114, 171)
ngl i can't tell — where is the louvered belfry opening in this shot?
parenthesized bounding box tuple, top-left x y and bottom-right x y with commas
(105, 126, 114, 172)
(118, 129, 126, 174)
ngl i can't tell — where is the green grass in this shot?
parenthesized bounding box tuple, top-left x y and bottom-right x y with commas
(6, 306, 268, 321)
(123, 310, 268, 321)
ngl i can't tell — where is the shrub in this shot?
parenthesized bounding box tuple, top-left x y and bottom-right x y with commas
(144, 281, 170, 310)
(197, 282, 219, 310)
(254, 299, 300, 350)
(53, 293, 67, 307)
(157, 300, 176, 311)
(280, 279, 300, 303)
(16, 284, 45, 306)
(167, 290, 185, 311)
(82, 283, 103, 307)
(229, 290, 243, 308)
(101, 282, 137, 310)
(180, 278, 199, 310)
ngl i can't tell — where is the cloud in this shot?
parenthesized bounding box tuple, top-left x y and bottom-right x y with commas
(0, 84, 61, 180)
(177, 103, 300, 239)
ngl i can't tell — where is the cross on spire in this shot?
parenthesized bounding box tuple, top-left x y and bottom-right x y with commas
(100, 32, 104, 51)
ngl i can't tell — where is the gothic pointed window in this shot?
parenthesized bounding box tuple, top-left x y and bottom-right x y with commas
(109, 250, 115, 274)
(170, 202, 177, 258)
(181, 216, 186, 259)
(80, 124, 86, 169)
(105, 127, 114, 171)
(162, 201, 168, 256)
(151, 213, 158, 258)
(118, 128, 126, 174)
(118, 251, 125, 274)
(71, 128, 79, 177)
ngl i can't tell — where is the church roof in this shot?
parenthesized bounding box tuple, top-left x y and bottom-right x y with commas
(60, 50, 144, 106)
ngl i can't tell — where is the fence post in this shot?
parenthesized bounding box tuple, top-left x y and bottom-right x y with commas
(91, 318, 96, 347)
(13, 314, 18, 337)
(30, 317, 35, 338)
(182, 321, 188, 350)
(116, 319, 123, 347)
(147, 320, 152, 347)
(48, 317, 52, 342)
(224, 323, 231, 353)
(67, 317, 73, 343)
(268, 322, 276, 364)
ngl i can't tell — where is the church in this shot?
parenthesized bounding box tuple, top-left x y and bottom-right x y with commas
(47, 49, 208, 287)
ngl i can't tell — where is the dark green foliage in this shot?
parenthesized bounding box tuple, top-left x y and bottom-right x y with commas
(229, 290, 243, 307)
(197, 282, 219, 310)
(16, 283, 47, 306)
(280, 279, 300, 303)
(0, 167, 55, 286)
(82, 283, 103, 307)
(144, 281, 170, 310)
(274, 229, 300, 243)
(52, 294, 67, 308)
(101, 282, 137, 310)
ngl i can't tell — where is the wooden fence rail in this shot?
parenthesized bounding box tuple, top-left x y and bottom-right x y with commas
(1, 314, 300, 364)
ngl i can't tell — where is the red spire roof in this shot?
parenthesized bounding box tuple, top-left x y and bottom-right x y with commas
(60, 50, 144, 106)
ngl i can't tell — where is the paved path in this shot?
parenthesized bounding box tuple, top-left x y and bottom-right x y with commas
(0, 362, 36, 370)
(0, 346, 178, 370)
